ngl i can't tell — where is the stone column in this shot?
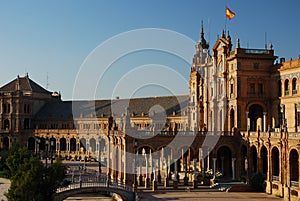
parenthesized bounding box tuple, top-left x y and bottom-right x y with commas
(173, 159, 178, 189)
(164, 157, 169, 187)
(152, 160, 158, 191)
(145, 154, 150, 188)
(232, 158, 236, 180)
(207, 148, 210, 171)
(106, 139, 110, 178)
(213, 158, 217, 179)
(193, 159, 198, 188)
(123, 145, 126, 183)
(246, 112, 249, 131)
(157, 157, 161, 183)
(263, 112, 267, 132)
(221, 157, 224, 176)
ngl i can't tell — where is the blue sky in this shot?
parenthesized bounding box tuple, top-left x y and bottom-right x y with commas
(0, 0, 299, 100)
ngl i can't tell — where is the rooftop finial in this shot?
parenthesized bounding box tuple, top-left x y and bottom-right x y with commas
(236, 38, 240, 48)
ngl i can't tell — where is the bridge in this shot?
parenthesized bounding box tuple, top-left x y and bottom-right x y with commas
(53, 179, 135, 201)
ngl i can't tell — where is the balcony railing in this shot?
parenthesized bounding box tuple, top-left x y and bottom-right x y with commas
(291, 181, 299, 187)
(285, 90, 290, 96)
(272, 175, 279, 181)
(0, 129, 10, 133)
(292, 89, 298, 95)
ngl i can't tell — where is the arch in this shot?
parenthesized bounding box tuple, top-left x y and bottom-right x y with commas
(27, 137, 35, 151)
(60, 138, 67, 151)
(271, 147, 280, 177)
(250, 146, 258, 173)
(217, 146, 232, 178)
(289, 149, 299, 185)
(70, 138, 76, 152)
(260, 145, 268, 175)
(3, 119, 9, 130)
(248, 104, 263, 131)
(89, 138, 96, 153)
(284, 79, 289, 95)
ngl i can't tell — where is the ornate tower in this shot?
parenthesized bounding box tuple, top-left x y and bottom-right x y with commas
(189, 22, 211, 132)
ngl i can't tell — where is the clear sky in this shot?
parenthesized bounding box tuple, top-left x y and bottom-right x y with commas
(0, 0, 299, 100)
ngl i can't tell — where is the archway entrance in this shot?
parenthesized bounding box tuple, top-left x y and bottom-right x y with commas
(260, 146, 268, 175)
(28, 137, 35, 151)
(250, 146, 258, 173)
(289, 149, 299, 187)
(217, 146, 232, 179)
(249, 104, 263, 131)
(271, 147, 280, 181)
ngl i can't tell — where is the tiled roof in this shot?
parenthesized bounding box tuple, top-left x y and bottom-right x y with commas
(0, 75, 51, 94)
(35, 95, 188, 120)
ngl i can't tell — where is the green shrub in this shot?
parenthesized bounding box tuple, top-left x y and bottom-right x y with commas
(250, 173, 266, 192)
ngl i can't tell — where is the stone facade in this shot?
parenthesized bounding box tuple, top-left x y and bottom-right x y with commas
(0, 27, 300, 200)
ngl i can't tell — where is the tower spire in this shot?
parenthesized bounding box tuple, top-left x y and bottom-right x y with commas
(198, 20, 209, 49)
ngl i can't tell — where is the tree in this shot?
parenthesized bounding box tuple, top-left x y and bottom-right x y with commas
(5, 145, 66, 201)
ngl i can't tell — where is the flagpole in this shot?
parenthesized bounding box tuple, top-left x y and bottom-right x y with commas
(224, 6, 227, 35)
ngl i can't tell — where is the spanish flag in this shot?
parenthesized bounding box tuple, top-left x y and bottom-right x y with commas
(226, 7, 235, 20)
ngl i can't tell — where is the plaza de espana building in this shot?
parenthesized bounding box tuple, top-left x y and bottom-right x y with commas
(1, 26, 300, 200)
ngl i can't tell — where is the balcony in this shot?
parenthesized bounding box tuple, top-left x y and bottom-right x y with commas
(0, 129, 10, 134)
(272, 175, 279, 181)
(292, 89, 298, 95)
(291, 181, 299, 187)
(285, 90, 290, 96)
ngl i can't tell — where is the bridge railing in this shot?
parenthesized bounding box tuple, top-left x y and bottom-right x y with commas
(56, 179, 133, 194)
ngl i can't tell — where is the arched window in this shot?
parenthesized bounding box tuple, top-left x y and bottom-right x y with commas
(290, 149, 299, 187)
(272, 147, 280, 181)
(284, 79, 289, 96)
(292, 78, 297, 95)
(3, 119, 10, 130)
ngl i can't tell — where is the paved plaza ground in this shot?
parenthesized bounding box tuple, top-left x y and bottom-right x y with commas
(0, 178, 10, 201)
(0, 177, 284, 201)
(138, 190, 283, 201)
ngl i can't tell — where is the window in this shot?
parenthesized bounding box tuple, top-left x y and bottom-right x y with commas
(292, 78, 297, 95)
(250, 83, 255, 94)
(237, 62, 241, 70)
(258, 83, 263, 94)
(297, 112, 300, 126)
(230, 83, 234, 94)
(285, 79, 289, 95)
